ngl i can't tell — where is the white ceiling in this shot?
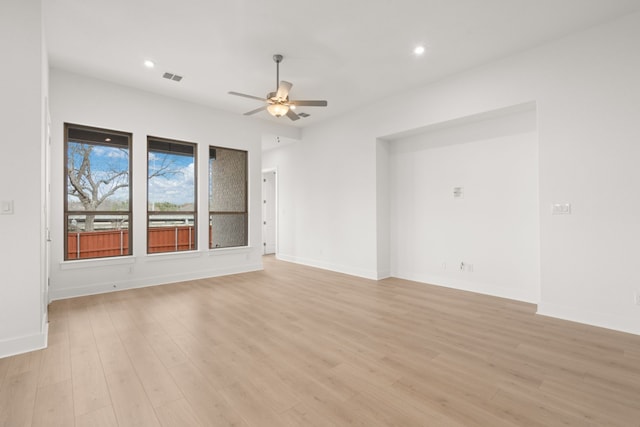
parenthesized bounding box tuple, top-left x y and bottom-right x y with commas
(44, 0, 639, 128)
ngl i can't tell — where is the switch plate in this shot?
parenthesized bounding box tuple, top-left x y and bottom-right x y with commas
(1, 200, 13, 215)
(552, 203, 571, 215)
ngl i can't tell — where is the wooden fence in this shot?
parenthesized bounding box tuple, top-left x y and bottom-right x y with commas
(148, 226, 195, 254)
(67, 226, 195, 259)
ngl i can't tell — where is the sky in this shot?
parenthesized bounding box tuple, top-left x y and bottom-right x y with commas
(148, 152, 195, 206)
(68, 143, 195, 208)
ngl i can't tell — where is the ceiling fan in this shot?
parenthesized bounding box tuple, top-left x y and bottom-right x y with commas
(229, 54, 328, 121)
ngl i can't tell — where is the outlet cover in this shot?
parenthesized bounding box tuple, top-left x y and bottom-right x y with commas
(1, 200, 13, 215)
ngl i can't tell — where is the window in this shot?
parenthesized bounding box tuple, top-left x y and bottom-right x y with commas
(64, 124, 132, 260)
(209, 146, 248, 248)
(147, 137, 197, 253)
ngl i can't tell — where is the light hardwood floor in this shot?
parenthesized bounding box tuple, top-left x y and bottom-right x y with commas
(2, 256, 640, 426)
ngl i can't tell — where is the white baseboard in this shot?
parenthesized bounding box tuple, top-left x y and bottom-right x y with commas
(50, 263, 263, 300)
(47, 256, 640, 338)
(376, 270, 391, 280)
(276, 254, 379, 280)
(0, 320, 48, 359)
(392, 271, 538, 304)
(537, 302, 640, 336)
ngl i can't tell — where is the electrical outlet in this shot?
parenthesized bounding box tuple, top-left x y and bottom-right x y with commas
(635, 292, 640, 306)
(1, 200, 13, 215)
(459, 262, 465, 272)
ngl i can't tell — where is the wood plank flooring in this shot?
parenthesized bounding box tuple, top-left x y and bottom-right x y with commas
(2, 256, 640, 426)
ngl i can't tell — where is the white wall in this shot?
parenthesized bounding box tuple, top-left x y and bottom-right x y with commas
(389, 106, 540, 303)
(263, 11, 640, 335)
(263, 116, 380, 278)
(49, 69, 299, 300)
(0, 0, 48, 357)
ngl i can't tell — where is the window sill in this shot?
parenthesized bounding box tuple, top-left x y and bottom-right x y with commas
(60, 256, 135, 270)
(145, 250, 202, 262)
(208, 246, 252, 256)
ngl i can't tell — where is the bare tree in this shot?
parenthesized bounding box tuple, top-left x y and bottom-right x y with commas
(67, 142, 177, 230)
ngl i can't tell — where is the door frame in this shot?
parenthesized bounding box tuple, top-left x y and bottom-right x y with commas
(261, 168, 278, 255)
(43, 96, 51, 322)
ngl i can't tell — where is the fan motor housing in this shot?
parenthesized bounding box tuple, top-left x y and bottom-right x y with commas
(267, 92, 288, 103)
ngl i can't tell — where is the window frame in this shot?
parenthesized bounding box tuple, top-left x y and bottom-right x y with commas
(147, 135, 198, 254)
(208, 145, 248, 249)
(63, 123, 133, 261)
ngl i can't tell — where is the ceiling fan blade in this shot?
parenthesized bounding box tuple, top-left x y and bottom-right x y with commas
(286, 109, 300, 121)
(244, 105, 268, 116)
(229, 91, 267, 102)
(290, 100, 328, 107)
(276, 81, 292, 100)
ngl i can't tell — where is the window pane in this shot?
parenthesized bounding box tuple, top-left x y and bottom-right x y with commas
(148, 141, 195, 212)
(210, 213, 247, 248)
(147, 137, 197, 254)
(209, 146, 247, 249)
(209, 148, 246, 212)
(65, 124, 132, 261)
(66, 214, 130, 259)
(148, 214, 196, 253)
(67, 142, 129, 211)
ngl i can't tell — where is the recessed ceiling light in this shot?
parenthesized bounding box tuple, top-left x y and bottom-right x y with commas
(144, 60, 155, 68)
(413, 46, 425, 56)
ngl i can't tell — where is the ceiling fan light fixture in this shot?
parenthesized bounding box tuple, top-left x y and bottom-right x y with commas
(267, 103, 289, 117)
(229, 54, 327, 121)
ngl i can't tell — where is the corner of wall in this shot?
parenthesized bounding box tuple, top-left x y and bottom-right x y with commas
(375, 138, 391, 279)
(0, 319, 48, 359)
(277, 253, 379, 281)
(537, 302, 640, 336)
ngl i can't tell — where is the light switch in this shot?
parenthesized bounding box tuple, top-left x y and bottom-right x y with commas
(1, 200, 14, 215)
(551, 203, 571, 215)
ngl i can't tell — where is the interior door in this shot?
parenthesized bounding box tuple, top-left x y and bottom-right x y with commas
(262, 171, 276, 255)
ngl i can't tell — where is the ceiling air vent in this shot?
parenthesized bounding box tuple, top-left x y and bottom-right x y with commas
(297, 112, 310, 118)
(162, 72, 183, 82)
